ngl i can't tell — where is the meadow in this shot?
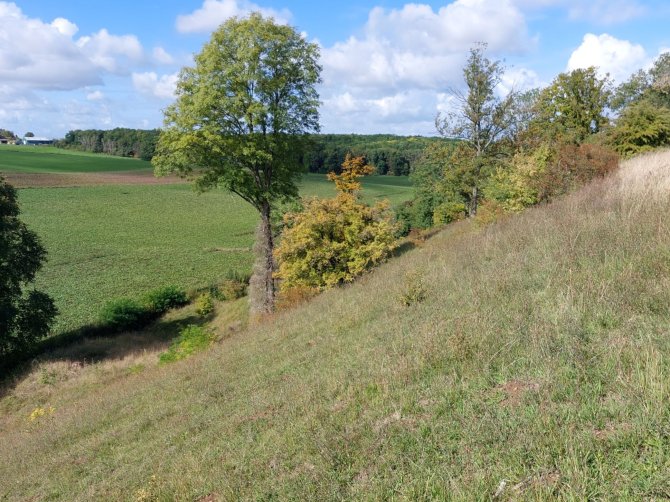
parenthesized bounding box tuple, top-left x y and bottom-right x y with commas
(3, 146, 413, 335)
(1, 151, 669, 500)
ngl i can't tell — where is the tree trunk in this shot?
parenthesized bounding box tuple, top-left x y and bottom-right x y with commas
(468, 185, 478, 217)
(249, 202, 275, 315)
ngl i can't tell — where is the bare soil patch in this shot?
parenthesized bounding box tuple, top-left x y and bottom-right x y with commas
(4, 170, 184, 188)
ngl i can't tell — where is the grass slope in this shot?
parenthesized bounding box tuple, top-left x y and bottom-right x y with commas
(3, 153, 668, 500)
(19, 174, 412, 335)
(0, 145, 149, 173)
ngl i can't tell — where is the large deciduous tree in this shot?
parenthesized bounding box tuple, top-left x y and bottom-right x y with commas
(1, 177, 57, 360)
(152, 14, 321, 314)
(436, 44, 516, 216)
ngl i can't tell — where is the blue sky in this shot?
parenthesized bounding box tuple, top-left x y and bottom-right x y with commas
(1, 0, 669, 138)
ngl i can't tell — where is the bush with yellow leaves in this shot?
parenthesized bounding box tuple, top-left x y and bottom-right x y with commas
(274, 154, 398, 290)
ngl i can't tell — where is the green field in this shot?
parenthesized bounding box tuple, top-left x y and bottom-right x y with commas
(0, 145, 149, 173)
(18, 173, 412, 335)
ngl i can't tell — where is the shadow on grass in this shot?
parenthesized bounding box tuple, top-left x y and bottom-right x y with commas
(0, 311, 208, 399)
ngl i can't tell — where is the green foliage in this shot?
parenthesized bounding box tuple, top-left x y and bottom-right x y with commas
(59, 128, 160, 160)
(482, 145, 551, 212)
(534, 67, 611, 143)
(159, 325, 215, 364)
(275, 157, 398, 290)
(143, 286, 188, 314)
(432, 201, 467, 225)
(0, 176, 57, 359)
(98, 298, 150, 332)
(607, 101, 670, 157)
(195, 292, 214, 317)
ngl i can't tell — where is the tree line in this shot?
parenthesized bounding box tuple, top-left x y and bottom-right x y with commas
(58, 128, 160, 160)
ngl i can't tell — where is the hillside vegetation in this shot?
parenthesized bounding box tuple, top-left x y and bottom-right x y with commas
(1, 151, 669, 499)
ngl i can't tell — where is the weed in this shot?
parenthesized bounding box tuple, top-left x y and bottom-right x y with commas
(195, 293, 214, 317)
(159, 325, 215, 364)
(398, 270, 428, 306)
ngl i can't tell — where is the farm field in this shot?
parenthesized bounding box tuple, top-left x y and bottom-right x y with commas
(0, 145, 150, 173)
(15, 168, 412, 336)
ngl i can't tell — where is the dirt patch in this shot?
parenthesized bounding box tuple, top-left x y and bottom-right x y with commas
(497, 380, 540, 407)
(3, 170, 185, 188)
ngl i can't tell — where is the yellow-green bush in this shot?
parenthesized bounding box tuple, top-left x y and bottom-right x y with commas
(274, 155, 398, 290)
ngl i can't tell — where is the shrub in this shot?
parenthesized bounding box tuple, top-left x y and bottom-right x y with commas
(398, 271, 428, 306)
(218, 280, 247, 301)
(195, 292, 214, 316)
(432, 201, 466, 225)
(99, 298, 151, 332)
(607, 101, 670, 157)
(159, 325, 215, 364)
(275, 155, 399, 291)
(534, 143, 618, 202)
(143, 285, 188, 314)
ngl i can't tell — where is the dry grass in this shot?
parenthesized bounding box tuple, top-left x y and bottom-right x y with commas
(1, 151, 670, 500)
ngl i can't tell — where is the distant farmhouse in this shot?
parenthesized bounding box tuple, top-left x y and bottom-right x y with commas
(16, 136, 54, 146)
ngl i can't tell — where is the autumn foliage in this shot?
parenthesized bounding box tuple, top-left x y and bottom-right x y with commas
(274, 154, 398, 291)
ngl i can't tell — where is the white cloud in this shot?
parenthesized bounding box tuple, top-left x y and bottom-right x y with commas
(0, 2, 148, 90)
(132, 72, 178, 100)
(86, 90, 104, 101)
(567, 33, 647, 82)
(319, 0, 530, 134)
(77, 29, 144, 73)
(176, 0, 292, 34)
(153, 47, 174, 65)
(322, 1, 529, 91)
(51, 17, 78, 37)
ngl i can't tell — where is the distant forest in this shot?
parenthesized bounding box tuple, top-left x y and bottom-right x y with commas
(57, 129, 446, 175)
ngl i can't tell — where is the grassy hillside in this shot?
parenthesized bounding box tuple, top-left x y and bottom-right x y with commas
(0, 145, 149, 173)
(2, 152, 669, 500)
(18, 174, 412, 335)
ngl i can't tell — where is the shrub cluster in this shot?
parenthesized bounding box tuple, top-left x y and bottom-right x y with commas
(98, 285, 188, 333)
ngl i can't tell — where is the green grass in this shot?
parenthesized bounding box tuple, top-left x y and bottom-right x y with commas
(2, 151, 669, 500)
(0, 145, 149, 173)
(18, 174, 412, 335)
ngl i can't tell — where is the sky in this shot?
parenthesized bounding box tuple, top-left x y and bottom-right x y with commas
(1, 0, 669, 138)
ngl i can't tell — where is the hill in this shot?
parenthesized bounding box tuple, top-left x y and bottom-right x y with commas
(1, 151, 669, 499)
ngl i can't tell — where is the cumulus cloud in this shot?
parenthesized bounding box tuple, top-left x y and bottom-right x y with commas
(319, 0, 531, 134)
(0, 2, 148, 89)
(322, 0, 529, 91)
(77, 29, 144, 73)
(153, 47, 175, 65)
(176, 0, 292, 33)
(567, 33, 647, 82)
(86, 90, 105, 101)
(132, 72, 179, 100)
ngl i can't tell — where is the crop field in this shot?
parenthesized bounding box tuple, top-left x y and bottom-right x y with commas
(0, 145, 149, 173)
(7, 147, 413, 336)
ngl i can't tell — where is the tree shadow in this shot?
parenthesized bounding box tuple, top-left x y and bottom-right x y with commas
(0, 311, 206, 399)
